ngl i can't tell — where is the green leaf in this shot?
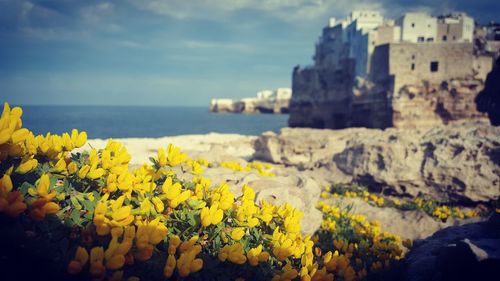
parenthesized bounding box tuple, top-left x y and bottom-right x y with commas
(19, 182, 32, 197)
(70, 196, 82, 210)
(187, 212, 196, 226)
(70, 209, 81, 226)
(81, 198, 95, 212)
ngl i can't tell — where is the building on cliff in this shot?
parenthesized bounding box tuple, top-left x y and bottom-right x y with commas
(290, 11, 498, 129)
(210, 88, 292, 114)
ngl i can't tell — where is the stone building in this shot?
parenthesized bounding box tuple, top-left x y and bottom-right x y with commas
(289, 11, 495, 129)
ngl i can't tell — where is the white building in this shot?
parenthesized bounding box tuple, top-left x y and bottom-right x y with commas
(276, 88, 292, 99)
(313, 11, 476, 78)
(437, 13, 474, 42)
(396, 12, 438, 43)
(256, 90, 274, 100)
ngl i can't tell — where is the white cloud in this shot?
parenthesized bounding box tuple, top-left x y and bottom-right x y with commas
(128, 0, 387, 22)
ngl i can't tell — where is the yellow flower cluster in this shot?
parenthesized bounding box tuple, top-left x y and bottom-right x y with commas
(220, 160, 276, 177)
(415, 198, 479, 221)
(314, 201, 406, 280)
(322, 184, 480, 222)
(0, 103, 87, 221)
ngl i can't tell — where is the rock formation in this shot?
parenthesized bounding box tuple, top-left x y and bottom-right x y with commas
(210, 88, 291, 114)
(377, 213, 500, 281)
(392, 79, 488, 128)
(290, 64, 489, 129)
(254, 123, 500, 204)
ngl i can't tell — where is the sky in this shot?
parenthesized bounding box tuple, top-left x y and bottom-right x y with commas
(1, 0, 499, 106)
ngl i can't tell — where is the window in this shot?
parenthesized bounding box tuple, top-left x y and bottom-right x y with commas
(411, 63, 415, 71)
(442, 35, 447, 41)
(453, 36, 456, 40)
(427, 37, 434, 42)
(430, 61, 439, 72)
(411, 23, 415, 28)
(411, 55, 415, 60)
(417, 36, 425, 42)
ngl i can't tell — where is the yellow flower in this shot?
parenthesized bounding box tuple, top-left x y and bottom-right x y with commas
(163, 254, 176, 278)
(190, 160, 204, 175)
(152, 197, 164, 213)
(87, 162, 105, 180)
(247, 245, 269, 266)
(168, 235, 181, 255)
(11, 128, 30, 144)
(78, 165, 90, 179)
(71, 129, 87, 148)
(176, 244, 203, 277)
(162, 177, 181, 199)
(140, 198, 152, 214)
(179, 236, 199, 253)
(200, 203, 223, 227)
(54, 158, 67, 172)
(230, 227, 246, 241)
(218, 243, 247, 264)
(15, 158, 38, 174)
(0, 190, 27, 218)
(67, 246, 89, 274)
(67, 162, 78, 174)
(157, 148, 167, 167)
(0, 174, 13, 195)
(90, 247, 106, 280)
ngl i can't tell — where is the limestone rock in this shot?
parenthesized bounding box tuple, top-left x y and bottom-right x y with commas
(254, 124, 500, 203)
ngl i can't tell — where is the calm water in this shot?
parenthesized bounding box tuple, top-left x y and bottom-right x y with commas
(21, 106, 289, 139)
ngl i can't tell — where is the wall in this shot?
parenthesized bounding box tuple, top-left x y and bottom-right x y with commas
(289, 60, 355, 128)
(386, 43, 474, 90)
(314, 25, 346, 68)
(436, 22, 463, 42)
(397, 13, 437, 43)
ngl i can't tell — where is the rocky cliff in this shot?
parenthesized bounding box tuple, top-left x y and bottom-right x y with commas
(289, 66, 489, 129)
(392, 79, 488, 128)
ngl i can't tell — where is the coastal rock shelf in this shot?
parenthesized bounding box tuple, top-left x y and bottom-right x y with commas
(254, 122, 500, 204)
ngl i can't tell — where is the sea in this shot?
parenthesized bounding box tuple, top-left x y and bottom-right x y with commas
(20, 106, 289, 139)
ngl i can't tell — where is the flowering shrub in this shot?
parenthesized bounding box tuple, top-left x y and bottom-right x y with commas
(321, 184, 483, 222)
(0, 103, 408, 281)
(219, 160, 276, 177)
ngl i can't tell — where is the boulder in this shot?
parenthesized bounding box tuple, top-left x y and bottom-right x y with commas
(376, 213, 500, 281)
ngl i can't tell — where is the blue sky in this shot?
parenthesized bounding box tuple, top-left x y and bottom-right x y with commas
(1, 0, 499, 106)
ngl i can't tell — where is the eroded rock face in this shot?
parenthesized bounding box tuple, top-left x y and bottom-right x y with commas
(392, 79, 488, 128)
(254, 124, 500, 203)
(290, 64, 489, 129)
